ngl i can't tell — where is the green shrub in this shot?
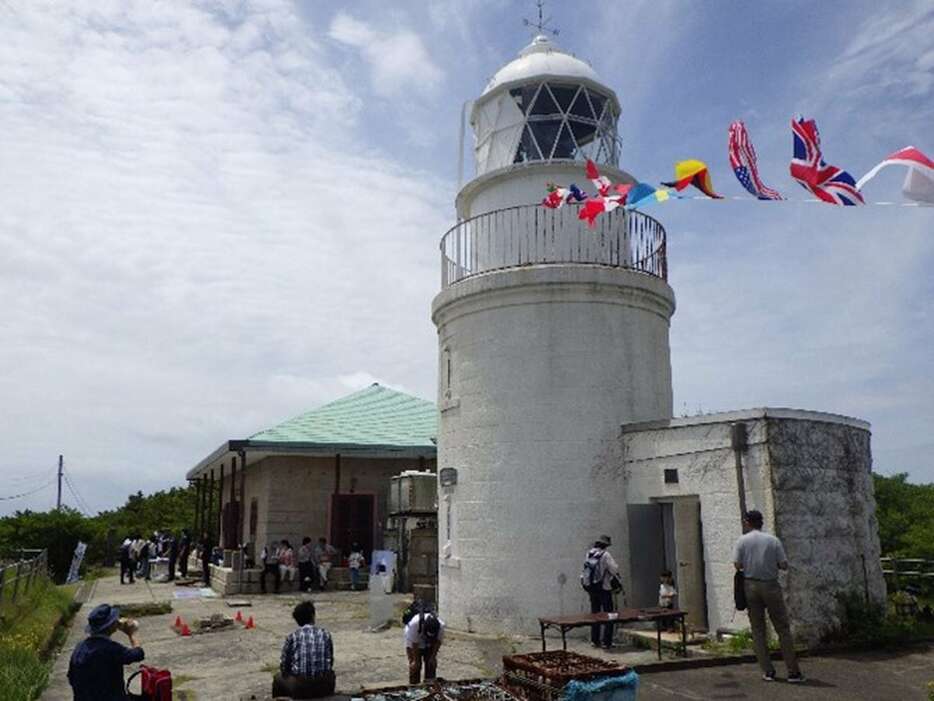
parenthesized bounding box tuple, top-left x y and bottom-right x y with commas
(822, 590, 925, 649)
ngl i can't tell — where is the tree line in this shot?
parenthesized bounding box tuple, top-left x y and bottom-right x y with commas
(0, 474, 931, 583)
(0, 486, 195, 583)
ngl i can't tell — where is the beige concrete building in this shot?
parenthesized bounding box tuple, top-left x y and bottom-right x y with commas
(186, 384, 437, 559)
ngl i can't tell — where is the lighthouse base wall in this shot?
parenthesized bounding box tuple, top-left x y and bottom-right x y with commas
(432, 265, 675, 634)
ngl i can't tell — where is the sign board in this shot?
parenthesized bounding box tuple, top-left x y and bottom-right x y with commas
(439, 468, 458, 487)
(66, 541, 87, 584)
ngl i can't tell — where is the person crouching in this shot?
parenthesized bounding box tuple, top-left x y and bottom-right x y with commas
(273, 601, 335, 699)
(404, 610, 444, 685)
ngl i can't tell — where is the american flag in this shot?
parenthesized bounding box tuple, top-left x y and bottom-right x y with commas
(728, 121, 782, 200)
(789, 117, 864, 206)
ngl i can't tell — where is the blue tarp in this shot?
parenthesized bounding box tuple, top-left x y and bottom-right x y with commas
(562, 671, 639, 701)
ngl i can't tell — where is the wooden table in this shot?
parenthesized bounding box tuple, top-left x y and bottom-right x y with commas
(538, 608, 688, 660)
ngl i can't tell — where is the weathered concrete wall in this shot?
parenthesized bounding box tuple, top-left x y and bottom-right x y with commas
(253, 455, 436, 551)
(622, 414, 773, 636)
(766, 417, 886, 643)
(434, 264, 675, 634)
(622, 409, 885, 645)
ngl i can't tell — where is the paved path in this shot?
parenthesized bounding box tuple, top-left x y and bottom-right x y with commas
(43, 574, 656, 700)
(637, 645, 934, 700)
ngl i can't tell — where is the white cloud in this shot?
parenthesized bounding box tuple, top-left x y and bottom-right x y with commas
(0, 1, 446, 514)
(328, 12, 444, 98)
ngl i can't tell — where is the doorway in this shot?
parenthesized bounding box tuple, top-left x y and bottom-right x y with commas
(627, 496, 708, 631)
(330, 494, 375, 557)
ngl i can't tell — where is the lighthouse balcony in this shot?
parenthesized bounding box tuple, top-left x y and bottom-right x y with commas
(440, 203, 667, 288)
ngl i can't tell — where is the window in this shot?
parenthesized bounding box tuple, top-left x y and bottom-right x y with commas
(664, 469, 679, 484)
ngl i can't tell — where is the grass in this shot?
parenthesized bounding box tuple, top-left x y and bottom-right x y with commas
(0, 578, 78, 701)
(702, 628, 780, 656)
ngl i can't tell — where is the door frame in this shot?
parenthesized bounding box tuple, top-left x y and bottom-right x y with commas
(651, 495, 709, 631)
(326, 491, 378, 556)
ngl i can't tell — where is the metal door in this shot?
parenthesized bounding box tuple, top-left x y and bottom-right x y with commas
(673, 496, 708, 630)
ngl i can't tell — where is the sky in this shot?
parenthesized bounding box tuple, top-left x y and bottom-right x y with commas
(1, 0, 932, 516)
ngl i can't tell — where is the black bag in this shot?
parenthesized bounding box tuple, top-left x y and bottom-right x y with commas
(734, 571, 747, 611)
(609, 575, 624, 594)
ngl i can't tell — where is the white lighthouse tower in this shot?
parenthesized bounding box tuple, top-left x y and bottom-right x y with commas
(432, 31, 676, 633)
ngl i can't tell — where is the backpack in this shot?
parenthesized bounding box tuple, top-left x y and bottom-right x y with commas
(126, 665, 172, 701)
(402, 599, 434, 627)
(580, 549, 605, 592)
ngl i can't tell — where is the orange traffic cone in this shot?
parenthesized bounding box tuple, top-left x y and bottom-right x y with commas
(181, 623, 191, 637)
(245, 616, 255, 629)
(174, 616, 182, 629)
(235, 610, 243, 623)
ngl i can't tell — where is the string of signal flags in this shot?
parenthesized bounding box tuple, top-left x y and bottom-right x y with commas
(542, 116, 934, 227)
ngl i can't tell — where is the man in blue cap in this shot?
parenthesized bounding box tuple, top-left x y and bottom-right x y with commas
(67, 603, 144, 700)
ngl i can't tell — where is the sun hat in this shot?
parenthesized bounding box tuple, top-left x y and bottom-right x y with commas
(596, 534, 612, 546)
(85, 603, 121, 635)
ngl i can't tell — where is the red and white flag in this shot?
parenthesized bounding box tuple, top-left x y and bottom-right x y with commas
(856, 146, 934, 204)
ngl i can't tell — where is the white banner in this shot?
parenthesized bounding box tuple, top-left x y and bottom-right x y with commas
(66, 541, 87, 584)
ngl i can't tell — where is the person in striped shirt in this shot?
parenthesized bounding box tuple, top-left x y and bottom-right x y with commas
(273, 601, 336, 698)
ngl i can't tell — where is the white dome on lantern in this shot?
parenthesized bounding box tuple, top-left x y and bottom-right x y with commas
(482, 35, 601, 95)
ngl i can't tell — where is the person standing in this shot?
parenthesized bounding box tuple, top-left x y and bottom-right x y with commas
(583, 535, 619, 649)
(67, 604, 144, 701)
(348, 544, 366, 591)
(119, 537, 134, 585)
(177, 529, 191, 578)
(733, 509, 805, 683)
(313, 537, 338, 591)
(297, 537, 318, 592)
(199, 532, 213, 587)
(273, 601, 335, 698)
(404, 609, 444, 684)
(139, 537, 152, 581)
(165, 532, 179, 581)
(261, 542, 282, 594)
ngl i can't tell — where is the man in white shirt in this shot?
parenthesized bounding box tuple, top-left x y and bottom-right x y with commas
(733, 510, 804, 683)
(403, 610, 444, 684)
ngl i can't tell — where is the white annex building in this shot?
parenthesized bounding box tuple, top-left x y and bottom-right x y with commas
(432, 34, 886, 643)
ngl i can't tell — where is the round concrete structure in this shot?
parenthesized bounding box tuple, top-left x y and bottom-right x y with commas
(432, 264, 675, 632)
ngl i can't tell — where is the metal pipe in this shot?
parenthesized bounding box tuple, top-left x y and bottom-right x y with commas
(731, 423, 749, 531)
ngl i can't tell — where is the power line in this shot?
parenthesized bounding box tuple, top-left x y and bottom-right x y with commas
(0, 475, 56, 501)
(62, 468, 94, 516)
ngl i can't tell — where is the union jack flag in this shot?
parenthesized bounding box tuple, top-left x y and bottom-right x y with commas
(728, 121, 782, 200)
(789, 117, 864, 206)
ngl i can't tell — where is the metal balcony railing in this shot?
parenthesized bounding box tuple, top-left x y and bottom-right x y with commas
(440, 203, 667, 288)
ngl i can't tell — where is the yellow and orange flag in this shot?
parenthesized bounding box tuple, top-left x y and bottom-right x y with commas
(662, 159, 723, 199)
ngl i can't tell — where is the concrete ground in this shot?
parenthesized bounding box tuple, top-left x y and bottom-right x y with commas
(42, 573, 656, 700)
(637, 645, 934, 700)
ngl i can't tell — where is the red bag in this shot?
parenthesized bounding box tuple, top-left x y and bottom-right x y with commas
(126, 665, 172, 701)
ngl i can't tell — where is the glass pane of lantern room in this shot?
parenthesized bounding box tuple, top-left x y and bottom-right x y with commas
(530, 84, 561, 115)
(569, 89, 595, 119)
(549, 84, 579, 112)
(552, 122, 576, 159)
(514, 125, 542, 163)
(529, 120, 562, 160)
(588, 90, 609, 122)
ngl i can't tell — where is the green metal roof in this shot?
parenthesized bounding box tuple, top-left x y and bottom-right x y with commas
(248, 383, 437, 449)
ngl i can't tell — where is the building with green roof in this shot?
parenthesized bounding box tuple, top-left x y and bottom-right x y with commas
(186, 383, 437, 559)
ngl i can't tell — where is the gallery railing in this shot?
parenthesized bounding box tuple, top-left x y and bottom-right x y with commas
(440, 203, 667, 288)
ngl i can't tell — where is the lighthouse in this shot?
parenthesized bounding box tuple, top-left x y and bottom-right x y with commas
(432, 32, 676, 633)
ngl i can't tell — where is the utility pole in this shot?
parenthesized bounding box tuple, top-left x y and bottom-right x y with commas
(56, 455, 63, 510)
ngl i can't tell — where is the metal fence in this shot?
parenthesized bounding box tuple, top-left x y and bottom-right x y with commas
(881, 557, 934, 588)
(0, 549, 48, 606)
(440, 203, 667, 288)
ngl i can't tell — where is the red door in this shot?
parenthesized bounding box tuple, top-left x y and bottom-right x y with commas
(330, 494, 375, 557)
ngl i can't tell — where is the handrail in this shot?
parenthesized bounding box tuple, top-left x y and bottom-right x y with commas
(0, 548, 48, 605)
(440, 203, 667, 288)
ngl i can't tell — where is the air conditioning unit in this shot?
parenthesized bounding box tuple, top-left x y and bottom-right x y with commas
(389, 470, 437, 514)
